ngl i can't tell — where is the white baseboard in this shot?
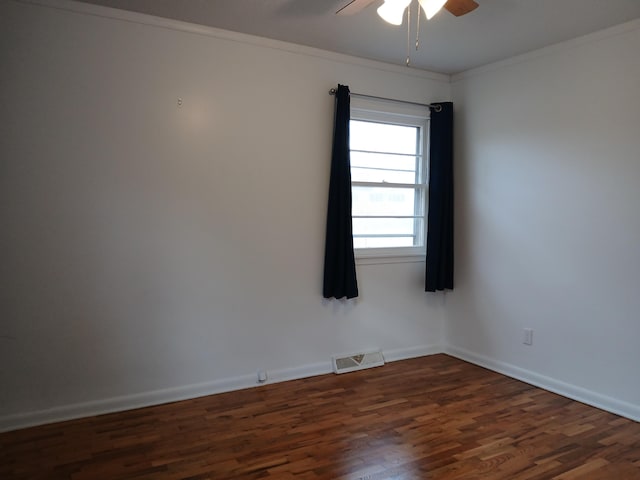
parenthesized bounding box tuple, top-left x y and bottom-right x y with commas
(444, 345, 640, 423)
(0, 345, 440, 433)
(261, 361, 334, 384)
(383, 344, 442, 363)
(4, 344, 636, 432)
(0, 372, 257, 433)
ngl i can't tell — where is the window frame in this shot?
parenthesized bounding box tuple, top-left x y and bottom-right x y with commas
(350, 99, 430, 263)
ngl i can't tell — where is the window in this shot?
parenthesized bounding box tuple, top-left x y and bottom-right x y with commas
(350, 99, 429, 259)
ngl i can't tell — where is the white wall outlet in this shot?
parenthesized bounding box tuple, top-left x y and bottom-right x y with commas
(257, 371, 268, 383)
(523, 328, 533, 346)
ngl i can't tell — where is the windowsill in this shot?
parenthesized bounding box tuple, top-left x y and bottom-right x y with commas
(355, 251, 425, 265)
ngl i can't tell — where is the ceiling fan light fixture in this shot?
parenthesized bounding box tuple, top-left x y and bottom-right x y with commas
(418, 0, 448, 19)
(377, 0, 412, 25)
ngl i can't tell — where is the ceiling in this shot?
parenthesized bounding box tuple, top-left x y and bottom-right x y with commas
(75, 0, 640, 74)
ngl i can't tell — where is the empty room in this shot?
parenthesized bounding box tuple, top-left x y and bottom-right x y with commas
(1, 0, 639, 478)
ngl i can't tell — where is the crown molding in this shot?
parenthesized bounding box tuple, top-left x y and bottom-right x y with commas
(16, 0, 451, 83)
(452, 17, 640, 82)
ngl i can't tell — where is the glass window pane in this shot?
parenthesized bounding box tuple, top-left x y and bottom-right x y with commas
(350, 151, 418, 184)
(350, 120, 418, 155)
(353, 217, 419, 236)
(351, 151, 417, 172)
(352, 167, 417, 184)
(352, 187, 421, 217)
(354, 237, 414, 249)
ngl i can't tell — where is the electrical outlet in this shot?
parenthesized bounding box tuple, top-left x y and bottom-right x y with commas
(523, 328, 533, 346)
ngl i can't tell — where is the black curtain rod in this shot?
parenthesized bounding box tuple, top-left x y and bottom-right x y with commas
(328, 88, 442, 113)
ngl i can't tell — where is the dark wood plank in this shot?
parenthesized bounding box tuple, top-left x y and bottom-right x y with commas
(1, 355, 639, 479)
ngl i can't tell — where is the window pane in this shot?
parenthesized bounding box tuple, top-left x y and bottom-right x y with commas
(353, 217, 422, 236)
(351, 151, 418, 184)
(354, 237, 414, 249)
(350, 120, 418, 155)
(351, 151, 417, 172)
(352, 167, 416, 184)
(352, 187, 422, 217)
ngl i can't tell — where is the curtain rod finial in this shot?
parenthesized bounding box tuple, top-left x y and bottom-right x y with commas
(329, 88, 337, 95)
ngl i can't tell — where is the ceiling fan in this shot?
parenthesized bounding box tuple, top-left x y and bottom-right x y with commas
(336, 0, 479, 65)
(336, 0, 479, 19)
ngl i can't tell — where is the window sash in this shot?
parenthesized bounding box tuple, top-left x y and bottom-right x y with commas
(349, 104, 429, 258)
(352, 181, 427, 189)
(351, 99, 429, 263)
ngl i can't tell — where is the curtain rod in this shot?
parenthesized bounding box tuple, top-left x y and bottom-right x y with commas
(328, 88, 442, 113)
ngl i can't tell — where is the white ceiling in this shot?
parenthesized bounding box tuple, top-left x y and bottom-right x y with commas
(75, 0, 640, 74)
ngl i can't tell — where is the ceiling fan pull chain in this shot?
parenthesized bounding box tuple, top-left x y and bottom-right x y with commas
(415, 0, 421, 51)
(406, 2, 411, 66)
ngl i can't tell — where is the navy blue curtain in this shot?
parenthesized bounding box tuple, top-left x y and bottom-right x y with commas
(425, 102, 454, 292)
(323, 85, 358, 299)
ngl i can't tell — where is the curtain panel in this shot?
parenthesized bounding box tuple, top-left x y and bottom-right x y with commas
(323, 84, 359, 299)
(425, 102, 454, 292)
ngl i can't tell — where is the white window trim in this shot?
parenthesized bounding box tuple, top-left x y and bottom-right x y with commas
(355, 252, 426, 266)
(350, 100, 430, 263)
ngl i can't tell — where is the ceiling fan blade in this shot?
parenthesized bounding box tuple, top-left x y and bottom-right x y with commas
(444, 0, 479, 16)
(336, 0, 377, 15)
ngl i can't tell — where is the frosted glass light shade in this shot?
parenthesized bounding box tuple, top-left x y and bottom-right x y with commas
(377, 0, 412, 26)
(418, 0, 448, 19)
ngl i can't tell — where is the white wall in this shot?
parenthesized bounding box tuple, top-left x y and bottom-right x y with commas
(448, 21, 640, 418)
(0, 0, 449, 429)
(6, 0, 637, 432)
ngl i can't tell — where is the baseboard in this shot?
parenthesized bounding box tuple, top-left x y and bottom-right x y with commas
(259, 361, 334, 384)
(7, 343, 633, 433)
(383, 344, 443, 363)
(0, 371, 260, 433)
(0, 344, 441, 433)
(444, 345, 640, 423)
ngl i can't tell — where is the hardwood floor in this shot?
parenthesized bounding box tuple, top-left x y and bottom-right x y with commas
(1, 354, 639, 479)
